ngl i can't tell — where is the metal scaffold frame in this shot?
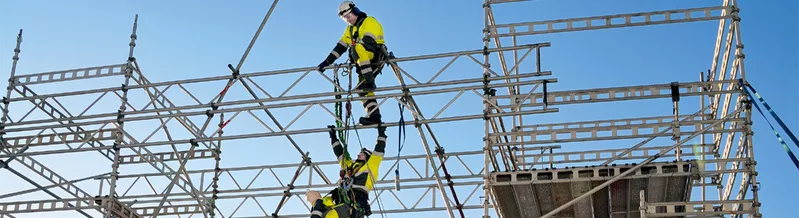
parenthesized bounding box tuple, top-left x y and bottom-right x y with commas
(0, 0, 760, 218)
(481, 0, 758, 217)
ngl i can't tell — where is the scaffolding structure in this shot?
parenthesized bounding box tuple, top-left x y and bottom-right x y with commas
(0, 0, 760, 217)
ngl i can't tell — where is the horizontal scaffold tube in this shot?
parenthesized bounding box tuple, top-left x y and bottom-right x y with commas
(4, 71, 553, 129)
(0, 108, 559, 158)
(7, 43, 551, 103)
(3, 76, 556, 133)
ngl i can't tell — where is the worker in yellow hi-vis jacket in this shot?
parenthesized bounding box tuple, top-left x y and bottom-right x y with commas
(306, 124, 387, 218)
(317, 1, 387, 126)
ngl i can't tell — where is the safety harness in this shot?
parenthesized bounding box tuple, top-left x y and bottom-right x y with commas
(332, 65, 374, 217)
(347, 15, 387, 77)
(333, 161, 371, 214)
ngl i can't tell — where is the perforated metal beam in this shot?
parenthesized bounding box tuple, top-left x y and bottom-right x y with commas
(0, 197, 140, 218)
(10, 64, 127, 86)
(643, 200, 754, 217)
(2, 128, 116, 148)
(494, 80, 739, 108)
(118, 148, 215, 164)
(486, 6, 733, 38)
(0, 198, 100, 214)
(519, 144, 714, 167)
(490, 114, 745, 146)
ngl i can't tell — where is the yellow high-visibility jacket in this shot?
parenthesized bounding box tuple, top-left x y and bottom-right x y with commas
(310, 133, 386, 218)
(322, 15, 385, 75)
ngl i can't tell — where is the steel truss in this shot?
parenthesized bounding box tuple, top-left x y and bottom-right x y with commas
(1, 0, 760, 218)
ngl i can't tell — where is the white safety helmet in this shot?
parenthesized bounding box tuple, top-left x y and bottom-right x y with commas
(338, 1, 360, 18)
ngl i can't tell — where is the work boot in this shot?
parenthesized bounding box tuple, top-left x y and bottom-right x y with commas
(356, 81, 376, 92)
(359, 97, 382, 126)
(359, 112, 382, 126)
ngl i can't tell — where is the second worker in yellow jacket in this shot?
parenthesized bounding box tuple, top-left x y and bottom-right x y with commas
(317, 1, 386, 126)
(306, 124, 387, 218)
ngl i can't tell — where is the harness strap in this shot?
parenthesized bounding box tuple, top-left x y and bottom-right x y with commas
(347, 18, 386, 76)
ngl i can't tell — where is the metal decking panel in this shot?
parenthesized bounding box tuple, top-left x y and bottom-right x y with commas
(647, 177, 668, 202)
(552, 182, 575, 217)
(610, 179, 630, 217)
(494, 185, 521, 218)
(667, 176, 690, 211)
(591, 181, 611, 218)
(513, 184, 540, 217)
(534, 183, 556, 215)
(666, 164, 691, 202)
(571, 181, 593, 218)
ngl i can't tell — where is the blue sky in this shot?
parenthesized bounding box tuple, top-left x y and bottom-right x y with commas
(1, 0, 797, 217)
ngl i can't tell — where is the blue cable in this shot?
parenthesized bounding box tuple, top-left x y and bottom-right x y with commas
(396, 102, 406, 177)
(744, 83, 799, 147)
(741, 81, 799, 170)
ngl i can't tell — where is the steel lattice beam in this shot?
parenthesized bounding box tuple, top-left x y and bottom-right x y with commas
(109, 149, 486, 201)
(12, 85, 117, 160)
(2, 73, 552, 133)
(3, 71, 554, 130)
(4, 43, 551, 104)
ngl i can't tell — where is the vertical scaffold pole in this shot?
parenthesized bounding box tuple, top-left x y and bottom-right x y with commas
(108, 14, 138, 217)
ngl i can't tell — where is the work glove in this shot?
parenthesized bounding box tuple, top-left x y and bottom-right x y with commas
(327, 125, 337, 139)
